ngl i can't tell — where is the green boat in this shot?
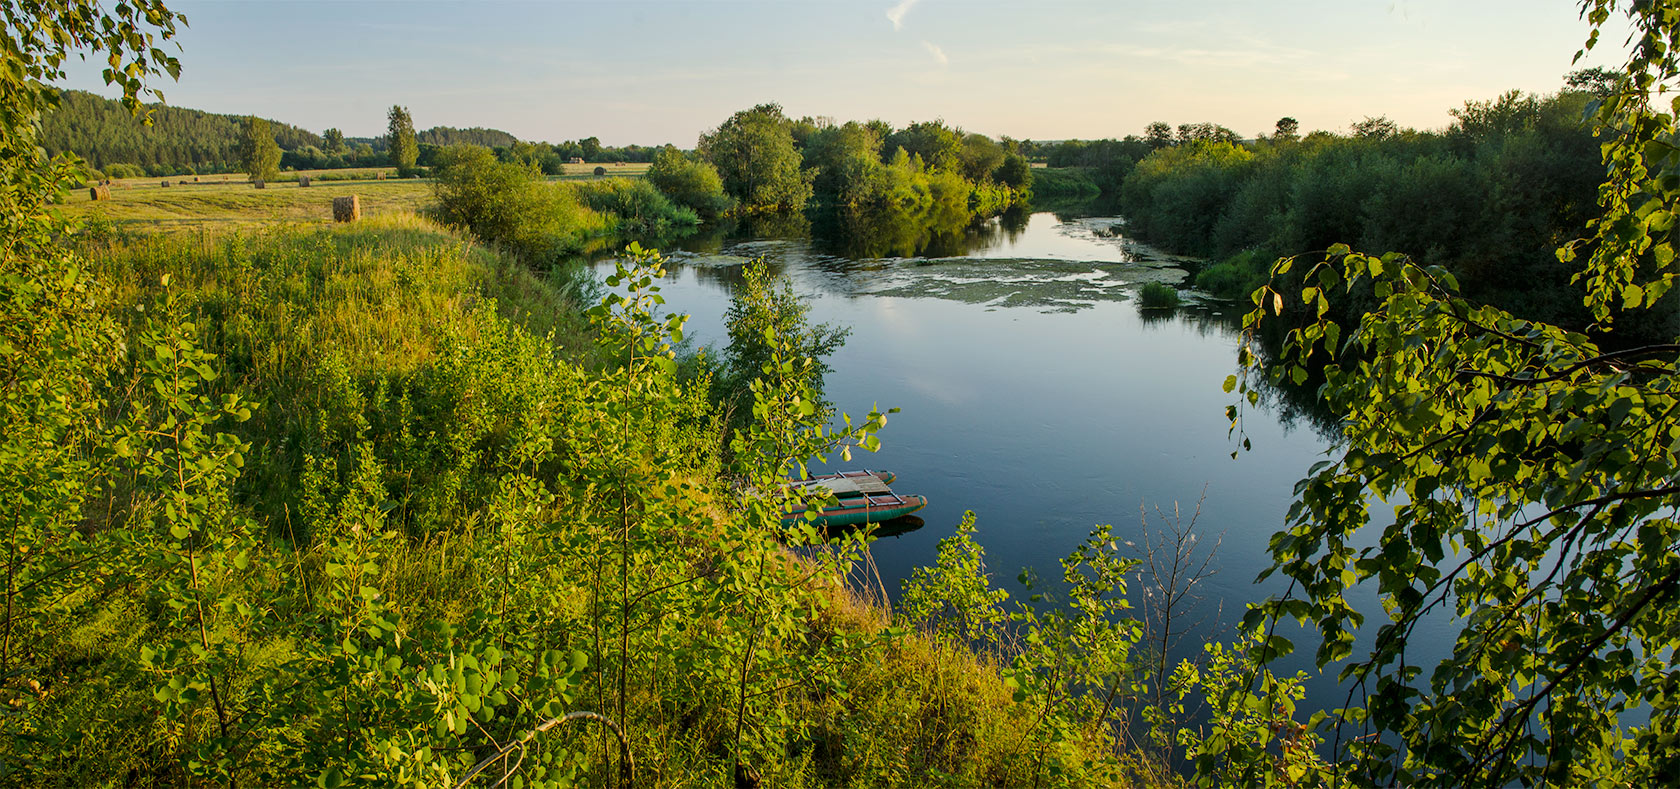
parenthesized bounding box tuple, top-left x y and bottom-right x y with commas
(781, 470, 927, 528)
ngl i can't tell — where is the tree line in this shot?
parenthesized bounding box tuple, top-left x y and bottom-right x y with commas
(691, 103, 1032, 219)
(40, 89, 321, 175)
(43, 89, 663, 177)
(1139, 87, 1614, 332)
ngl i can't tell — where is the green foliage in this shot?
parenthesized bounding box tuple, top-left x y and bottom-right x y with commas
(41, 89, 320, 174)
(430, 144, 609, 260)
(699, 103, 814, 212)
(0, 7, 1164, 786)
(1138, 282, 1181, 309)
(1120, 92, 1609, 332)
(900, 517, 1144, 785)
(994, 152, 1032, 190)
(899, 511, 1010, 649)
(645, 145, 734, 219)
(104, 161, 147, 179)
(418, 125, 517, 148)
(1031, 167, 1101, 200)
(0, 1, 186, 771)
(886, 120, 964, 173)
(237, 115, 281, 183)
(1169, 629, 1328, 788)
(716, 258, 850, 439)
(1195, 250, 1274, 300)
(574, 176, 700, 236)
(387, 105, 419, 177)
(1219, 4, 1680, 785)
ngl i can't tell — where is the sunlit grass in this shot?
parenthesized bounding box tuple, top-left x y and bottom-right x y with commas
(62, 178, 436, 230)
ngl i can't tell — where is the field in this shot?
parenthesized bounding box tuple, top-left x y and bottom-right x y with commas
(64, 161, 650, 230)
(65, 177, 436, 229)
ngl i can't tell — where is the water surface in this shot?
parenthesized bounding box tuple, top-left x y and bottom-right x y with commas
(599, 210, 1361, 703)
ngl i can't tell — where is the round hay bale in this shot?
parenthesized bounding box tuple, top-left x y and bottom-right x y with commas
(593, 166, 607, 176)
(89, 185, 111, 201)
(332, 195, 361, 223)
(298, 175, 311, 187)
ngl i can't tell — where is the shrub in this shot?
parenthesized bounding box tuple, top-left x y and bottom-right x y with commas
(646, 146, 734, 219)
(430, 144, 607, 260)
(574, 177, 699, 236)
(1031, 167, 1101, 200)
(105, 162, 145, 179)
(1138, 281, 1182, 309)
(1195, 249, 1275, 300)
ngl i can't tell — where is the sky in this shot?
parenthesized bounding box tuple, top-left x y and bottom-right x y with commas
(57, 0, 1632, 147)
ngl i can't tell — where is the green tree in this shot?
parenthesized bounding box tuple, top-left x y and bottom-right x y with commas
(718, 258, 849, 431)
(645, 145, 733, 218)
(580, 135, 602, 161)
(0, 0, 186, 773)
(1145, 121, 1174, 149)
(1273, 116, 1299, 141)
(1220, 2, 1680, 785)
(386, 104, 418, 176)
(803, 120, 886, 204)
(322, 127, 344, 153)
(698, 104, 813, 212)
(237, 115, 280, 183)
(994, 151, 1032, 190)
(1564, 65, 1618, 97)
(1350, 115, 1399, 139)
(956, 132, 1006, 184)
(885, 120, 963, 172)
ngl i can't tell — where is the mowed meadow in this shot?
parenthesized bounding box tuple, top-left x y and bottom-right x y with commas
(65, 162, 652, 230)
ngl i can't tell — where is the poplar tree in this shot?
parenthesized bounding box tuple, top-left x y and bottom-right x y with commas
(237, 115, 280, 183)
(386, 105, 418, 177)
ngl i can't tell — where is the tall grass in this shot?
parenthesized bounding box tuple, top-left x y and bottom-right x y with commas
(35, 214, 1161, 786)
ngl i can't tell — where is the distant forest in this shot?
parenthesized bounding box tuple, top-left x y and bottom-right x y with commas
(39, 89, 657, 176)
(40, 90, 320, 174)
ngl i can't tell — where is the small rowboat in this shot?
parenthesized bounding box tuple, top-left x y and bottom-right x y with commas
(787, 469, 895, 489)
(781, 470, 928, 528)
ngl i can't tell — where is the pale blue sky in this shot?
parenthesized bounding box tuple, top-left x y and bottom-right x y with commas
(58, 0, 1629, 146)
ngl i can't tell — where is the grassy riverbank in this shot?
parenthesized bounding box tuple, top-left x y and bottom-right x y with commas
(13, 210, 1159, 786)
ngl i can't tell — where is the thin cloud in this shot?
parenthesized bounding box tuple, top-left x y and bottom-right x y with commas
(923, 40, 948, 65)
(887, 0, 919, 31)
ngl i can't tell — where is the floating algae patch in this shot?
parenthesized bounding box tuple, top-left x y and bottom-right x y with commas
(858, 256, 1187, 313)
(663, 250, 756, 269)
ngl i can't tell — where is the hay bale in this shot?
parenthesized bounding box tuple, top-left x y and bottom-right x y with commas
(377, 172, 386, 180)
(332, 195, 361, 223)
(89, 185, 111, 201)
(593, 166, 607, 176)
(298, 175, 311, 187)
(254, 179, 265, 189)
(161, 180, 170, 187)
(194, 176, 200, 182)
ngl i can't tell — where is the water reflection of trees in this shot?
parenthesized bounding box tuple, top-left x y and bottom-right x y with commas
(1138, 304, 1342, 441)
(1246, 325, 1342, 440)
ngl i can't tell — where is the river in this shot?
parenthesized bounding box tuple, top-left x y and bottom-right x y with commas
(593, 208, 1365, 710)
